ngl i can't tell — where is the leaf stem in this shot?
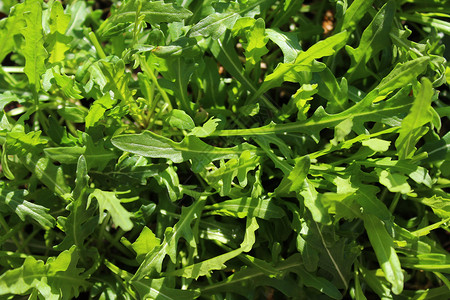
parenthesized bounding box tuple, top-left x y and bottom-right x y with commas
(139, 56, 173, 110)
(88, 31, 107, 59)
(389, 193, 401, 213)
(0, 214, 23, 251)
(132, 0, 143, 46)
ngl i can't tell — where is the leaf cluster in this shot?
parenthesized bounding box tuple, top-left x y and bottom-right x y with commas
(0, 0, 449, 299)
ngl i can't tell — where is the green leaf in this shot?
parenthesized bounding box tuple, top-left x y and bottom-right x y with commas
(47, 1, 72, 64)
(83, 133, 117, 171)
(21, 0, 48, 93)
(374, 56, 429, 102)
(249, 31, 348, 103)
(301, 179, 331, 224)
(419, 196, 450, 218)
(166, 217, 259, 279)
(345, 1, 395, 81)
(131, 226, 161, 263)
(104, 157, 165, 186)
(88, 189, 134, 231)
(399, 13, 450, 36)
(205, 150, 260, 195)
(213, 66, 427, 141)
(85, 94, 116, 128)
(160, 57, 195, 113)
(190, 117, 219, 137)
(6, 131, 71, 198)
(315, 67, 348, 113)
(266, 28, 301, 63)
(166, 109, 195, 130)
(356, 157, 432, 187)
(201, 254, 304, 297)
(107, 0, 192, 25)
(0, 92, 22, 111)
(98, 57, 134, 104)
(395, 78, 434, 159)
(0, 188, 55, 229)
(132, 196, 206, 279)
(353, 183, 392, 223)
(0, 3, 26, 63)
(131, 277, 200, 300)
(242, 18, 269, 69)
(55, 156, 97, 250)
(337, 0, 374, 32)
(275, 156, 310, 196)
(364, 214, 404, 294)
(296, 267, 343, 299)
(189, 0, 273, 39)
(377, 169, 412, 194)
(0, 246, 90, 299)
(361, 138, 391, 152)
(52, 68, 83, 100)
(206, 197, 284, 219)
(111, 130, 258, 172)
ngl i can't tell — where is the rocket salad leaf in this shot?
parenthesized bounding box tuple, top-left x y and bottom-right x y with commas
(0, 0, 448, 299)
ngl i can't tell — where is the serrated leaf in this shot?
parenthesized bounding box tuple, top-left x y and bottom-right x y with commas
(201, 254, 304, 297)
(47, 1, 72, 64)
(206, 197, 284, 219)
(55, 156, 97, 250)
(6, 131, 71, 198)
(205, 150, 260, 195)
(107, 0, 192, 25)
(296, 267, 343, 299)
(112, 130, 258, 172)
(0, 246, 90, 299)
(88, 189, 133, 231)
(131, 277, 200, 300)
(356, 157, 432, 187)
(315, 67, 348, 113)
(107, 157, 165, 186)
(52, 69, 83, 99)
(132, 196, 206, 279)
(210, 32, 261, 98)
(250, 31, 348, 103)
(190, 117, 219, 137)
(98, 57, 133, 104)
(243, 18, 268, 69)
(275, 156, 310, 196)
(419, 196, 450, 218)
(189, 0, 273, 39)
(396, 78, 434, 159)
(166, 217, 259, 279)
(0, 3, 26, 63)
(0, 188, 55, 229)
(301, 179, 330, 224)
(21, 0, 47, 93)
(85, 94, 116, 128)
(346, 1, 395, 81)
(213, 64, 427, 140)
(353, 184, 392, 223)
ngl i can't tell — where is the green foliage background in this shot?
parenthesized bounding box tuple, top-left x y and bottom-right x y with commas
(0, 0, 449, 299)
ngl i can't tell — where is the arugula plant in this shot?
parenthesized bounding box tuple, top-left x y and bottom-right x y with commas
(0, 0, 449, 299)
